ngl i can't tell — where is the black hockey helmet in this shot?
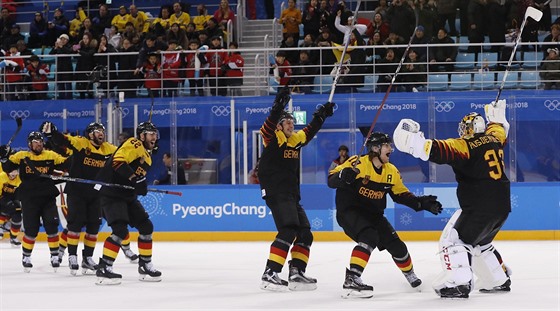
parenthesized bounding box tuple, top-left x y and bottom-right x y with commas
(136, 121, 158, 138)
(27, 131, 44, 144)
(278, 111, 294, 125)
(366, 132, 392, 151)
(85, 122, 105, 135)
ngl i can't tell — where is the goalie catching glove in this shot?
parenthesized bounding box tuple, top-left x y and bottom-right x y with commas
(393, 119, 432, 161)
(40, 121, 58, 138)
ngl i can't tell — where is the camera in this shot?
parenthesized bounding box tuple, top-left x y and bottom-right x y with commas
(87, 65, 108, 83)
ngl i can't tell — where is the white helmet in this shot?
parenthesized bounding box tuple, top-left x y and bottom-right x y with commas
(458, 112, 486, 139)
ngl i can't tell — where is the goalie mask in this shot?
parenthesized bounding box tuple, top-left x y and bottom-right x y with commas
(458, 112, 485, 139)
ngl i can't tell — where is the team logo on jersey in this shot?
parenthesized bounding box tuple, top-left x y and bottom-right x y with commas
(362, 175, 370, 185)
(85, 147, 91, 155)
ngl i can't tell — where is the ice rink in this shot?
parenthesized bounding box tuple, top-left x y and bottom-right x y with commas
(1, 240, 558, 310)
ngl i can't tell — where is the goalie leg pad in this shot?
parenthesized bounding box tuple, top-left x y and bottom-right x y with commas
(472, 243, 510, 291)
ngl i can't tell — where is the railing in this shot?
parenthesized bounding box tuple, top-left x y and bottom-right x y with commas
(0, 41, 557, 101)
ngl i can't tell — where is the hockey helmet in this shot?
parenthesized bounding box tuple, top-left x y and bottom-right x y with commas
(366, 132, 392, 151)
(85, 122, 105, 135)
(278, 111, 294, 125)
(458, 112, 485, 139)
(136, 121, 158, 138)
(27, 131, 44, 144)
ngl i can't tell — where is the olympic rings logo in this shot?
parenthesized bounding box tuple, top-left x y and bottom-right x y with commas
(211, 105, 231, 117)
(434, 101, 455, 112)
(544, 100, 560, 111)
(10, 110, 31, 120)
(315, 103, 339, 112)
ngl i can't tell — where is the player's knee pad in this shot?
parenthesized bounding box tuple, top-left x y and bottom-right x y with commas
(356, 227, 380, 249)
(384, 238, 408, 258)
(110, 222, 129, 241)
(433, 226, 473, 291)
(472, 243, 510, 290)
(136, 218, 154, 235)
(277, 226, 298, 243)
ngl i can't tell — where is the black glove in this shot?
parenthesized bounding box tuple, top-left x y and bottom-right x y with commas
(132, 175, 148, 196)
(338, 167, 359, 184)
(39, 121, 58, 138)
(271, 85, 291, 114)
(418, 195, 443, 215)
(221, 64, 230, 72)
(0, 145, 11, 162)
(313, 102, 335, 119)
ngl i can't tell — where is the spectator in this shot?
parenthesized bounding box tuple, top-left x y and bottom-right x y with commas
(122, 22, 137, 44)
(161, 40, 183, 97)
(486, 0, 506, 53)
(402, 49, 426, 92)
(117, 38, 139, 99)
(167, 22, 188, 49)
(315, 27, 337, 74)
(416, 0, 438, 40)
(3, 24, 24, 51)
(25, 54, 49, 100)
(151, 5, 172, 38)
(213, 0, 235, 31)
(410, 25, 430, 61)
(385, 0, 416, 39)
(16, 40, 33, 60)
(198, 30, 210, 46)
(193, 4, 211, 31)
(279, 0, 302, 40)
(170, 2, 191, 30)
(279, 34, 300, 65)
(467, 0, 487, 53)
(205, 17, 224, 40)
(337, 29, 367, 93)
(428, 28, 457, 72)
(128, 4, 150, 35)
(541, 24, 560, 59)
(318, 0, 332, 31)
(50, 34, 74, 99)
(374, 0, 390, 19)
(334, 11, 367, 45)
(77, 17, 97, 44)
(223, 42, 244, 97)
(366, 13, 390, 42)
(366, 31, 385, 60)
(383, 32, 406, 59)
(437, 0, 459, 36)
(29, 12, 49, 48)
(74, 32, 98, 99)
(183, 39, 207, 96)
(330, 0, 352, 44)
(270, 50, 292, 86)
(153, 152, 187, 185)
(95, 34, 118, 92)
(1, 44, 24, 100)
(142, 52, 162, 97)
(112, 6, 131, 33)
(303, 0, 321, 39)
(69, 8, 88, 43)
(300, 33, 319, 64)
(135, 35, 168, 73)
(328, 145, 349, 171)
(92, 4, 112, 37)
(534, 0, 552, 31)
(107, 25, 122, 48)
(0, 8, 15, 43)
(540, 48, 560, 90)
(292, 50, 317, 94)
(206, 36, 228, 96)
(185, 22, 198, 41)
(377, 47, 400, 92)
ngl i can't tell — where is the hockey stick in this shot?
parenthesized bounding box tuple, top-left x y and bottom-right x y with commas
(6, 117, 23, 147)
(39, 174, 183, 196)
(148, 89, 155, 122)
(494, 6, 542, 105)
(328, 0, 362, 103)
(355, 9, 419, 160)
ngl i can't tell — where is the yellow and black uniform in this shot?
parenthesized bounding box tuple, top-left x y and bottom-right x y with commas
(429, 123, 510, 245)
(257, 92, 333, 286)
(50, 130, 117, 261)
(2, 146, 68, 260)
(0, 170, 22, 243)
(96, 136, 153, 269)
(328, 154, 425, 281)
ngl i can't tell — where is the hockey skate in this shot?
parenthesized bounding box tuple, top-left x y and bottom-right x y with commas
(403, 270, 422, 289)
(479, 279, 511, 293)
(68, 255, 79, 276)
(288, 266, 317, 291)
(96, 259, 122, 285)
(121, 247, 139, 263)
(435, 284, 472, 299)
(51, 255, 60, 272)
(342, 269, 374, 299)
(57, 247, 65, 262)
(81, 256, 99, 275)
(260, 267, 288, 292)
(138, 259, 162, 282)
(10, 237, 21, 247)
(22, 255, 33, 273)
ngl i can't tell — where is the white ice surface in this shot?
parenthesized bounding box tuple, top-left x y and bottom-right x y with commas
(1, 240, 559, 310)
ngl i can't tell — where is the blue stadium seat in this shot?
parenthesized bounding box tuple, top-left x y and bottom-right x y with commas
(427, 74, 448, 91)
(311, 75, 333, 94)
(180, 80, 191, 96)
(519, 71, 541, 89)
(473, 72, 495, 90)
(137, 86, 149, 97)
(522, 51, 541, 70)
(356, 75, 376, 93)
(449, 73, 472, 91)
(455, 52, 475, 70)
(48, 64, 56, 80)
(477, 52, 498, 70)
(496, 72, 518, 89)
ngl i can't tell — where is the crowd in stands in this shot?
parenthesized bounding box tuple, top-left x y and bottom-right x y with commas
(0, 0, 559, 100)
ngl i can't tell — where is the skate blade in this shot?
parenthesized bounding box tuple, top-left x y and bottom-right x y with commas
(341, 289, 374, 299)
(52, 267, 59, 273)
(82, 268, 97, 275)
(139, 274, 162, 282)
(479, 288, 510, 294)
(288, 282, 317, 291)
(70, 269, 78, 276)
(96, 277, 122, 285)
(260, 281, 288, 292)
(23, 267, 31, 273)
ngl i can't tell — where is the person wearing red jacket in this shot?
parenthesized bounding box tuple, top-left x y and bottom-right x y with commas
(25, 54, 50, 100)
(142, 53, 162, 97)
(1, 45, 25, 100)
(270, 50, 292, 86)
(223, 42, 244, 96)
(205, 36, 227, 96)
(161, 40, 183, 97)
(183, 39, 207, 96)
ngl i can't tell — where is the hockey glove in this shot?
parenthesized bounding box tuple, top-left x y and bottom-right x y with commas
(417, 195, 442, 215)
(132, 175, 148, 196)
(313, 102, 335, 120)
(40, 121, 58, 138)
(339, 167, 359, 184)
(0, 145, 11, 162)
(271, 85, 291, 114)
